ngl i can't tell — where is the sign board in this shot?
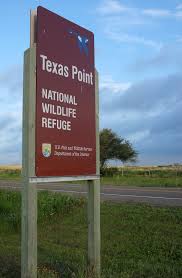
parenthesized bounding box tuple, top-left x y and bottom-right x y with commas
(22, 8, 100, 278)
(36, 6, 96, 176)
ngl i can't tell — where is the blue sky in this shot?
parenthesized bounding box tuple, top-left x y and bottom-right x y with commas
(0, 0, 182, 165)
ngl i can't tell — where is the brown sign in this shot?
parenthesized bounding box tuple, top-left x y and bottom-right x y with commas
(36, 6, 96, 176)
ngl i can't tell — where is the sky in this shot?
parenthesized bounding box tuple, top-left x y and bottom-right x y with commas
(0, 0, 182, 166)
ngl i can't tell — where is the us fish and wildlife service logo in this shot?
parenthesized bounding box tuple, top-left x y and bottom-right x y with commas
(42, 143, 51, 158)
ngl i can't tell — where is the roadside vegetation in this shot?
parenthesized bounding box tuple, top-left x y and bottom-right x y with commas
(101, 165, 182, 187)
(0, 190, 182, 277)
(0, 166, 21, 180)
(99, 128, 182, 187)
(1, 165, 182, 187)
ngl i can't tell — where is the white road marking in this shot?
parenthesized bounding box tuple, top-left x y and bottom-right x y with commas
(1, 186, 182, 201)
(104, 187, 182, 194)
(51, 189, 182, 201)
(101, 193, 182, 201)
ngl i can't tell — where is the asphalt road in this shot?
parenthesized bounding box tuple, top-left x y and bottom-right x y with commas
(0, 180, 182, 206)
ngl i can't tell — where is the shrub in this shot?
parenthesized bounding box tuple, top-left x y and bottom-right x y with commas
(101, 167, 119, 177)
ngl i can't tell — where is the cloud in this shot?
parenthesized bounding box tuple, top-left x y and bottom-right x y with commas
(176, 35, 182, 43)
(100, 75, 131, 93)
(97, 0, 129, 15)
(141, 7, 182, 19)
(96, 1, 182, 164)
(99, 73, 182, 165)
(102, 73, 182, 112)
(96, 1, 164, 50)
(106, 30, 162, 50)
(176, 4, 182, 10)
(176, 10, 182, 17)
(0, 112, 22, 164)
(0, 65, 22, 164)
(142, 9, 171, 17)
(97, 0, 182, 19)
(0, 65, 22, 87)
(130, 44, 182, 72)
(96, 0, 182, 52)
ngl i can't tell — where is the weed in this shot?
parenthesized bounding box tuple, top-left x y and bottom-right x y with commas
(1, 190, 182, 277)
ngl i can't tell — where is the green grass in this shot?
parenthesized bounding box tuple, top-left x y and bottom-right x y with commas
(0, 190, 182, 277)
(101, 175, 182, 187)
(1, 168, 182, 187)
(0, 169, 21, 180)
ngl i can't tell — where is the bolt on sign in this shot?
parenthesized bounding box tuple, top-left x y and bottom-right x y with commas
(36, 6, 96, 176)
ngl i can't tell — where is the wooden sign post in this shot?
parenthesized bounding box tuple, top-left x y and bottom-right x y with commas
(21, 7, 100, 278)
(88, 70, 100, 275)
(22, 46, 37, 278)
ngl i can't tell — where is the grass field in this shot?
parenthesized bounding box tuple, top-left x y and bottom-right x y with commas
(0, 165, 182, 187)
(0, 166, 21, 180)
(0, 190, 182, 277)
(101, 165, 182, 187)
(101, 175, 182, 187)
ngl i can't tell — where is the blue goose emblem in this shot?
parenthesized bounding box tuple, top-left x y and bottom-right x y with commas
(69, 30, 89, 56)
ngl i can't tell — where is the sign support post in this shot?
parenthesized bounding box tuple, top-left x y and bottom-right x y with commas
(21, 47, 37, 278)
(88, 70, 100, 277)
